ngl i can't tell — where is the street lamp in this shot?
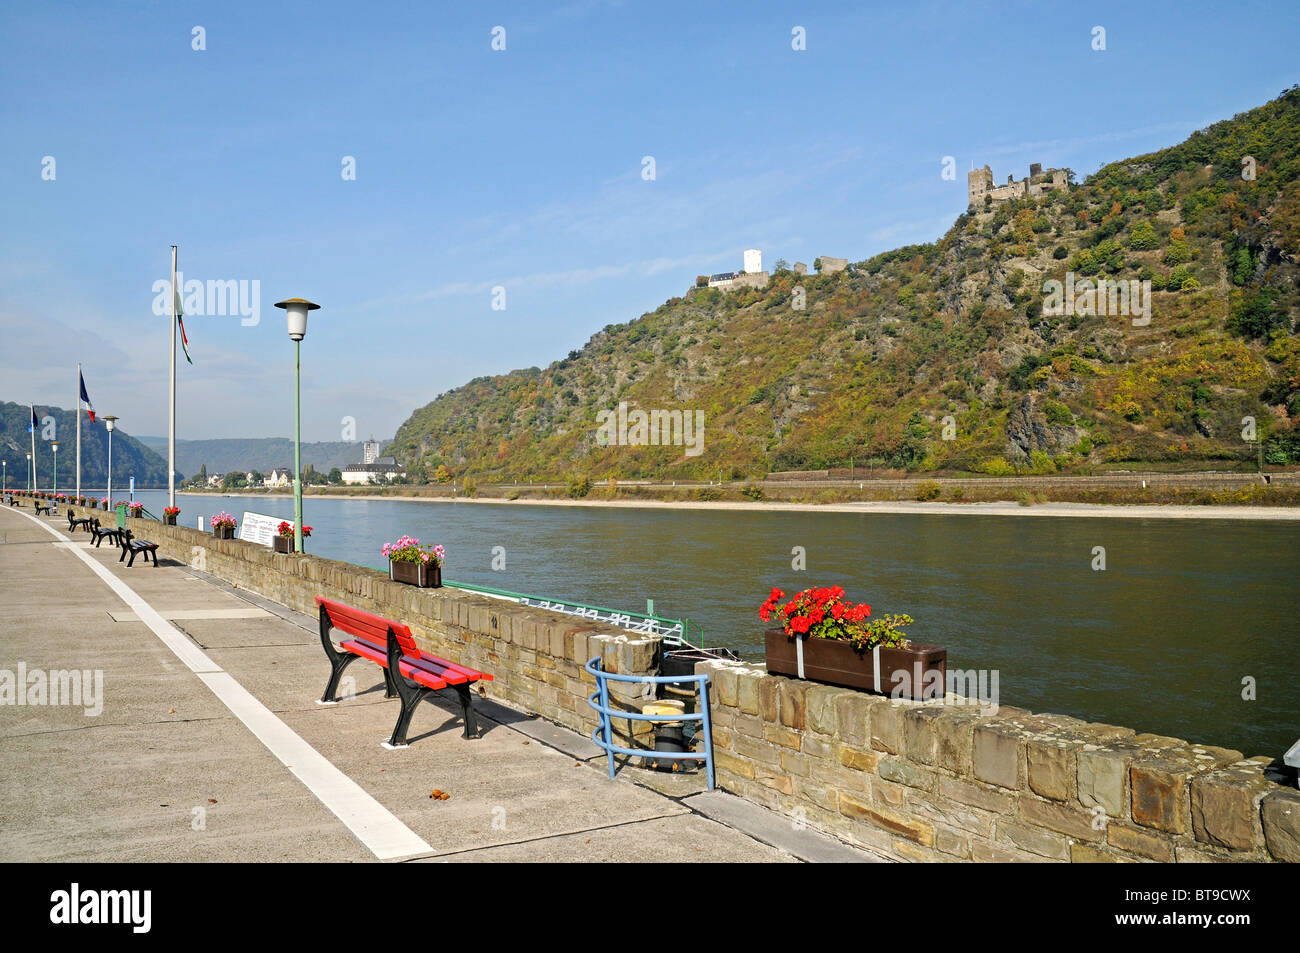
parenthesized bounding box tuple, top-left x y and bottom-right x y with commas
(104, 416, 118, 506)
(51, 441, 59, 510)
(26, 452, 32, 492)
(274, 297, 320, 554)
(2, 460, 6, 494)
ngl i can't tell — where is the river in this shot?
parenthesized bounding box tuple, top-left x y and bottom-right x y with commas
(107, 489, 1298, 759)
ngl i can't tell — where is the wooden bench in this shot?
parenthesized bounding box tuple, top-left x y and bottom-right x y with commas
(117, 528, 159, 567)
(90, 519, 125, 548)
(67, 509, 94, 533)
(316, 597, 493, 747)
(34, 501, 51, 515)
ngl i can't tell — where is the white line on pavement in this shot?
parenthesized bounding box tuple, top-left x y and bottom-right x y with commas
(13, 508, 433, 861)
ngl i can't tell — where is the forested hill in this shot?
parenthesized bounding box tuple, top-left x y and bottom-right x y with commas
(390, 88, 1300, 482)
(0, 401, 172, 487)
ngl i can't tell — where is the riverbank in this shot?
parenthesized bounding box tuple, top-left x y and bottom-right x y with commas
(177, 489, 1300, 520)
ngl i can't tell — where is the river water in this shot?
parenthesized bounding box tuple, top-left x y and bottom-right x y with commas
(109, 489, 1298, 759)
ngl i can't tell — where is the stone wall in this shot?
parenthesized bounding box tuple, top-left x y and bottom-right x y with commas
(113, 517, 659, 740)
(696, 660, 1299, 863)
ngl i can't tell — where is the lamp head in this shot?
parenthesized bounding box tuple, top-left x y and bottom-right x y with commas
(274, 298, 320, 341)
(104, 415, 117, 432)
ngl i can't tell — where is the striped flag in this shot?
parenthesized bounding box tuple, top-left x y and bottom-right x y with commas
(79, 370, 95, 423)
(173, 254, 193, 365)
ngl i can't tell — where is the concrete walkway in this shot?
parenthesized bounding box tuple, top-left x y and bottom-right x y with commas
(0, 503, 884, 863)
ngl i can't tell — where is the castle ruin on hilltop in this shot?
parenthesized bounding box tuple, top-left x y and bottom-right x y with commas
(968, 163, 1068, 207)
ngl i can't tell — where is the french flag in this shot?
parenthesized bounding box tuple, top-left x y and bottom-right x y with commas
(79, 370, 95, 424)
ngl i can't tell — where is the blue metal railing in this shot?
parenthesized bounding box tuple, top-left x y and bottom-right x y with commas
(585, 657, 714, 791)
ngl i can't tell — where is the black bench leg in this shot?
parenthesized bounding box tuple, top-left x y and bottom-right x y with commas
(388, 687, 429, 747)
(455, 682, 478, 739)
(321, 652, 359, 703)
(119, 545, 127, 562)
(382, 665, 399, 699)
(128, 549, 137, 567)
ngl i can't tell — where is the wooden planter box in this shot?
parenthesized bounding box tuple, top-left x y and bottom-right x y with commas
(213, 525, 235, 539)
(764, 628, 946, 700)
(163, 514, 177, 525)
(390, 559, 441, 588)
(270, 530, 308, 553)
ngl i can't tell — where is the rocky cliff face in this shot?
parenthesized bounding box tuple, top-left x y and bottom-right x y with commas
(389, 89, 1300, 480)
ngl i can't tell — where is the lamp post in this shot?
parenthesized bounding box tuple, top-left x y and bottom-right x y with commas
(274, 298, 320, 554)
(104, 416, 118, 506)
(26, 452, 32, 492)
(52, 441, 59, 510)
(2, 460, 6, 494)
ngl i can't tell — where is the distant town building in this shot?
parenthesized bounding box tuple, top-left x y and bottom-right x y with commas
(362, 440, 381, 464)
(341, 456, 406, 485)
(265, 467, 292, 488)
(968, 162, 1068, 207)
(206, 472, 224, 487)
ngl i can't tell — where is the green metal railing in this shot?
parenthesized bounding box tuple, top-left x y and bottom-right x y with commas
(442, 579, 699, 646)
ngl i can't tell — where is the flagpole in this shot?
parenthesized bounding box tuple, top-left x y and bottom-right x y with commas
(76, 362, 82, 499)
(30, 404, 37, 492)
(169, 245, 177, 511)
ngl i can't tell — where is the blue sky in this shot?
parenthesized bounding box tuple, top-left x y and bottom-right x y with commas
(3, 0, 1298, 443)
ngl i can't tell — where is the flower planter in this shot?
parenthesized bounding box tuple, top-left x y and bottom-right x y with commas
(164, 514, 177, 525)
(274, 535, 306, 554)
(213, 525, 235, 539)
(390, 559, 441, 588)
(764, 628, 946, 700)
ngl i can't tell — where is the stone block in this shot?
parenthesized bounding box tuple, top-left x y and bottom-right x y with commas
(834, 692, 874, 747)
(1026, 737, 1077, 802)
(735, 669, 762, 714)
(805, 684, 846, 735)
(972, 723, 1020, 789)
(996, 820, 1070, 860)
(1261, 788, 1300, 863)
(1069, 843, 1130, 863)
(837, 744, 880, 773)
(940, 776, 1017, 815)
(870, 701, 903, 754)
(877, 758, 936, 792)
(778, 678, 809, 729)
(839, 794, 934, 846)
(932, 709, 981, 776)
(1190, 759, 1274, 850)
(1106, 824, 1174, 862)
(903, 707, 942, 765)
(1130, 756, 1191, 834)
(762, 724, 803, 750)
(758, 677, 780, 723)
(1018, 797, 1102, 841)
(1077, 747, 1128, 819)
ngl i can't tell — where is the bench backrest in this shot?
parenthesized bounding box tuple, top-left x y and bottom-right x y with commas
(316, 597, 420, 659)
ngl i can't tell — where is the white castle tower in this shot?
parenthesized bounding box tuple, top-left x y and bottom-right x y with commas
(743, 249, 762, 274)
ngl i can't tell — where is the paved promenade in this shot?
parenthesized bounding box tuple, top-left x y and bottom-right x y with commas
(0, 502, 881, 863)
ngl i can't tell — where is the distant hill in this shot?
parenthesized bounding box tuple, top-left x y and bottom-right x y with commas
(134, 436, 392, 476)
(1, 401, 172, 488)
(390, 88, 1300, 480)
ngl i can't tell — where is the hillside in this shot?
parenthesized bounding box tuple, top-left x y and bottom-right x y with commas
(135, 436, 391, 477)
(0, 401, 172, 488)
(390, 88, 1300, 482)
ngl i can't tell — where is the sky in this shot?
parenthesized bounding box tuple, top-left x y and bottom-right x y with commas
(2, 0, 1298, 443)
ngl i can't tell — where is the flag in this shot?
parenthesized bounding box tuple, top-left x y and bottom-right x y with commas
(29, 405, 38, 433)
(79, 370, 95, 423)
(173, 256, 192, 365)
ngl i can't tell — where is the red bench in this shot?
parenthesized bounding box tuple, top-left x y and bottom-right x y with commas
(316, 597, 493, 747)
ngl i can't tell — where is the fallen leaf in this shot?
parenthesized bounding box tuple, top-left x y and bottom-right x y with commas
(167, 709, 175, 714)
(207, 798, 217, 804)
(429, 789, 450, 801)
